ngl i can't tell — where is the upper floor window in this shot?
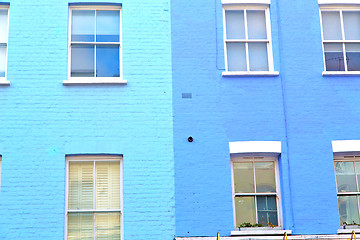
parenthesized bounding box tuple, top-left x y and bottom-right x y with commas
(334, 155, 360, 226)
(66, 155, 122, 239)
(231, 155, 281, 229)
(67, 5, 125, 84)
(223, 5, 276, 75)
(320, 8, 360, 72)
(0, 7, 8, 80)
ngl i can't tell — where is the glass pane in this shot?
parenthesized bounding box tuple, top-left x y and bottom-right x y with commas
(343, 12, 360, 40)
(324, 43, 344, 71)
(321, 11, 342, 40)
(257, 196, 278, 226)
(0, 46, 6, 77)
(96, 161, 121, 210)
(71, 45, 95, 77)
(96, 11, 120, 42)
(68, 213, 94, 240)
(248, 43, 269, 71)
(235, 196, 256, 227)
(227, 43, 247, 71)
(247, 10, 267, 39)
(0, 9, 8, 43)
(96, 45, 120, 77)
(255, 162, 276, 192)
(225, 10, 245, 39)
(95, 213, 121, 240)
(69, 162, 94, 210)
(72, 10, 95, 42)
(233, 162, 254, 193)
(346, 44, 360, 71)
(338, 195, 360, 225)
(356, 162, 360, 191)
(335, 162, 357, 192)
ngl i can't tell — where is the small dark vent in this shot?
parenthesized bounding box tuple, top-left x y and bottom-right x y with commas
(182, 93, 192, 99)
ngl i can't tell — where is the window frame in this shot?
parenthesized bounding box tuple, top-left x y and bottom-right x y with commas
(334, 155, 360, 226)
(231, 155, 282, 229)
(320, 6, 360, 75)
(64, 154, 123, 240)
(65, 5, 126, 85)
(0, 5, 9, 85)
(222, 4, 278, 76)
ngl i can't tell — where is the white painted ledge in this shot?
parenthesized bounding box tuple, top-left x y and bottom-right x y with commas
(338, 228, 360, 234)
(63, 78, 127, 85)
(332, 140, 360, 152)
(0, 79, 10, 85)
(176, 235, 357, 240)
(222, 71, 279, 77)
(229, 141, 281, 154)
(222, 0, 270, 4)
(323, 71, 360, 76)
(319, 0, 360, 5)
(231, 229, 291, 236)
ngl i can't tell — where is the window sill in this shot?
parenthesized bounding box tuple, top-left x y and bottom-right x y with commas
(337, 228, 360, 234)
(322, 71, 360, 76)
(0, 78, 10, 85)
(231, 229, 291, 236)
(63, 78, 127, 85)
(222, 71, 279, 77)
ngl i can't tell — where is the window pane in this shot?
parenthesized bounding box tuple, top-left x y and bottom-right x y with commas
(95, 213, 121, 240)
(321, 11, 342, 40)
(324, 43, 344, 71)
(248, 43, 269, 71)
(96, 11, 120, 42)
(335, 162, 357, 192)
(356, 162, 360, 191)
(257, 196, 278, 226)
(96, 45, 120, 77)
(343, 12, 360, 40)
(225, 10, 245, 39)
(68, 213, 94, 240)
(235, 196, 256, 227)
(227, 43, 247, 71)
(96, 161, 121, 210)
(233, 162, 254, 193)
(69, 162, 94, 210)
(0, 46, 6, 77)
(71, 45, 95, 77)
(72, 10, 95, 42)
(0, 9, 8, 43)
(255, 162, 276, 192)
(346, 44, 360, 71)
(247, 10, 267, 39)
(338, 195, 360, 225)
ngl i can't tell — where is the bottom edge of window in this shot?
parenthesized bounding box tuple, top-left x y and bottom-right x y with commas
(63, 79, 127, 85)
(231, 229, 290, 236)
(222, 71, 279, 77)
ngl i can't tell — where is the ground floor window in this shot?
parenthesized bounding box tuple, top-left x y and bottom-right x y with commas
(231, 155, 281, 228)
(66, 155, 122, 239)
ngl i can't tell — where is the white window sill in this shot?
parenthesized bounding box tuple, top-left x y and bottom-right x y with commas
(222, 0, 270, 4)
(231, 229, 291, 236)
(0, 78, 10, 85)
(222, 71, 279, 77)
(322, 71, 360, 76)
(319, 0, 360, 5)
(63, 78, 127, 85)
(337, 228, 360, 234)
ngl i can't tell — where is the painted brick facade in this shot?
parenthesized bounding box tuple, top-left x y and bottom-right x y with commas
(0, 1, 175, 239)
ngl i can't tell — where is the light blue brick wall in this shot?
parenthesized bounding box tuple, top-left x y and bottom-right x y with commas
(172, 0, 347, 237)
(0, 1, 175, 239)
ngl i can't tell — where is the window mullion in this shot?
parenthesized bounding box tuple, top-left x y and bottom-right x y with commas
(355, 161, 360, 193)
(244, 10, 250, 72)
(93, 161, 96, 240)
(253, 161, 258, 224)
(340, 10, 348, 72)
(94, 10, 97, 78)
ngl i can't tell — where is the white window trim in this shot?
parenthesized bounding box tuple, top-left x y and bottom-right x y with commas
(0, 5, 9, 85)
(222, 4, 276, 76)
(230, 155, 283, 232)
(320, 6, 360, 74)
(333, 155, 360, 228)
(65, 5, 126, 85)
(229, 141, 281, 154)
(64, 154, 124, 240)
(222, 0, 271, 5)
(332, 140, 360, 153)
